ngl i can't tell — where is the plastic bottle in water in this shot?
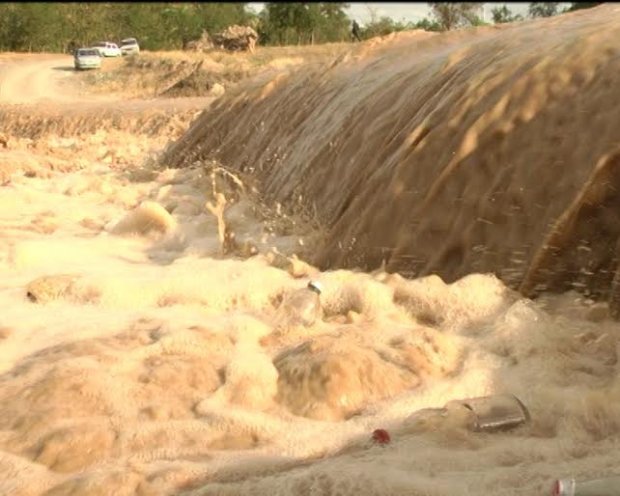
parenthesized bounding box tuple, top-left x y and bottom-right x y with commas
(553, 476, 620, 496)
(445, 394, 530, 432)
(279, 280, 323, 327)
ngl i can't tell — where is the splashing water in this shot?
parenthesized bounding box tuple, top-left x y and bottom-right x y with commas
(2, 6, 620, 496)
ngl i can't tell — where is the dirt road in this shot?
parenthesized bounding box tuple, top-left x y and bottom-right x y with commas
(0, 53, 214, 140)
(0, 54, 116, 105)
(0, 53, 213, 113)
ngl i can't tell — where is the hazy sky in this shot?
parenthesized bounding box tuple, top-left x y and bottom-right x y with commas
(246, 3, 572, 24)
(345, 2, 532, 23)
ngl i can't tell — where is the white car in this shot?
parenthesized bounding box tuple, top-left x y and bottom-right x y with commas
(120, 38, 140, 56)
(93, 41, 121, 57)
(74, 48, 102, 70)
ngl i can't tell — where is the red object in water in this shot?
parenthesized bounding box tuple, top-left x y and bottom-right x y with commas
(371, 429, 391, 445)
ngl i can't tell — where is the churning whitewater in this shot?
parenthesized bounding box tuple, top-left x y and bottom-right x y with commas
(1, 5, 620, 496)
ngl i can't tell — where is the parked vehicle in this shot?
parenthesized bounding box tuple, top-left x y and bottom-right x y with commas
(74, 48, 102, 70)
(93, 41, 121, 57)
(120, 38, 140, 56)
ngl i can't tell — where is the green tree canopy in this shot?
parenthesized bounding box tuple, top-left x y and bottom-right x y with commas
(567, 2, 604, 11)
(0, 3, 253, 52)
(359, 16, 442, 40)
(428, 3, 484, 30)
(0, 2, 447, 51)
(528, 2, 560, 17)
(260, 3, 350, 45)
(491, 5, 523, 23)
(361, 16, 408, 39)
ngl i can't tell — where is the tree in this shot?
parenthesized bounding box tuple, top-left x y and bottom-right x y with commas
(567, 2, 603, 11)
(528, 2, 560, 17)
(261, 3, 349, 45)
(361, 17, 404, 39)
(195, 3, 251, 35)
(161, 5, 202, 49)
(491, 5, 523, 23)
(1, 3, 68, 51)
(413, 17, 443, 32)
(467, 15, 489, 26)
(365, 3, 379, 25)
(0, 1, 351, 52)
(428, 3, 484, 31)
(316, 3, 350, 43)
(0, 4, 30, 51)
(357, 14, 443, 40)
(359, 15, 443, 40)
(0, 2, 254, 53)
(263, 3, 308, 45)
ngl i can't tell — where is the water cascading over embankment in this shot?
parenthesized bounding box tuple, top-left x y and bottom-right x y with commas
(162, 5, 620, 302)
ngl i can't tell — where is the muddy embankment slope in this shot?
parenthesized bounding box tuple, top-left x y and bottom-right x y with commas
(162, 5, 620, 302)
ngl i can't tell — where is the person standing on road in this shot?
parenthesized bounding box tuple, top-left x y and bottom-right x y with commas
(351, 20, 362, 42)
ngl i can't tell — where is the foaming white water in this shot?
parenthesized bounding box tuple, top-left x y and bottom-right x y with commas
(1, 133, 620, 496)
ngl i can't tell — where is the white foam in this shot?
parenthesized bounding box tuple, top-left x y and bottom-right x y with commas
(2, 132, 620, 496)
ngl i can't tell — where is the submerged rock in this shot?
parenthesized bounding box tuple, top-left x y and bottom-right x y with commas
(26, 274, 81, 303)
(273, 335, 420, 421)
(273, 323, 461, 421)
